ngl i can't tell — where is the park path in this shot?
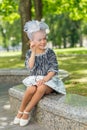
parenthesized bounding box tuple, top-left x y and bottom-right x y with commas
(0, 84, 47, 130)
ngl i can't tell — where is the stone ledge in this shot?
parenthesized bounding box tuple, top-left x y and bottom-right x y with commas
(35, 94, 87, 130)
(37, 94, 87, 124)
(0, 69, 69, 85)
(9, 84, 25, 100)
(9, 84, 87, 130)
(0, 68, 29, 76)
(0, 68, 69, 80)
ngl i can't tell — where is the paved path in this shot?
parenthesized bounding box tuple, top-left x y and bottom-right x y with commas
(0, 84, 47, 130)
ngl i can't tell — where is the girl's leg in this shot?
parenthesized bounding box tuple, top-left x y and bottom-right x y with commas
(16, 86, 37, 118)
(22, 85, 53, 119)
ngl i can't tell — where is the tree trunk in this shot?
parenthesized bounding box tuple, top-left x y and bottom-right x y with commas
(63, 36, 67, 48)
(79, 34, 83, 47)
(34, 0, 42, 20)
(19, 0, 32, 59)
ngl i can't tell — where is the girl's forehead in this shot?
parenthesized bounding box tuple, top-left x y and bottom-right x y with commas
(33, 31, 46, 38)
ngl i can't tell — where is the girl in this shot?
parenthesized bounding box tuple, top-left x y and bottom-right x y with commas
(13, 20, 66, 127)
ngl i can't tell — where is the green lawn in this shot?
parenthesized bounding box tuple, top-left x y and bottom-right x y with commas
(55, 48, 87, 96)
(0, 51, 24, 68)
(58, 55, 87, 96)
(0, 48, 87, 96)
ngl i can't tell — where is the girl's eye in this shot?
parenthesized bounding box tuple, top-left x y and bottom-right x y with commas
(43, 37, 47, 40)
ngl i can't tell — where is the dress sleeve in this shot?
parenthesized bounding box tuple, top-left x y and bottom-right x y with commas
(47, 49, 58, 74)
(25, 50, 36, 71)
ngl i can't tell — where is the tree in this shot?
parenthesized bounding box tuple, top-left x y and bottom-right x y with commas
(19, 0, 43, 59)
(34, 0, 42, 20)
(0, 0, 19, 23)
(0, 0, 43, 58)
(1, 0, 87, 56)
(0, 0, 20, 50)
(46, 14, 81, 48)
(42, 0, 87, 48)
(19, 0, 32, 59)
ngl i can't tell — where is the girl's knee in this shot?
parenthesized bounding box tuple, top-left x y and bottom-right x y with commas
(37, 85, 53, 95)
(26, 86, 37, 94)
(37, 85, 46, 94)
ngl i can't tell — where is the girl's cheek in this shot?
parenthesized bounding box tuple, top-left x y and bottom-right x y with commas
(36, 42, 40, 46)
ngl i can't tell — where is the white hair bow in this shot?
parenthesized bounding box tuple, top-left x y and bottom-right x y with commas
(24, 20, 49, 40)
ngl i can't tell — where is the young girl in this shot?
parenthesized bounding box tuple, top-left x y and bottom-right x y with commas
(13, 20, 66, 127)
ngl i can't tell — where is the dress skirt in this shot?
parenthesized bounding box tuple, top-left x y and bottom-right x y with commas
(22, 75, 66, 95)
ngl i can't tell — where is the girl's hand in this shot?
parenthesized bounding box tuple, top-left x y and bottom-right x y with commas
(36, 79, 45, 86)
(30, 41, 36, 52)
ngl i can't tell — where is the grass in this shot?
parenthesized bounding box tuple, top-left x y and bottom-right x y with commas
(55, 48, 87, 96)
(0, 48, 87, 96)
(55, 47, 87, 55)
(58, 55, 87, 96)
(0, 51, 24, 68)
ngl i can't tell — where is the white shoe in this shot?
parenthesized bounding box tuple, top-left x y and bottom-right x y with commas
(20, 111, 30, 127)
(13, 117, 20, 124)
(13, 111, 23, 125)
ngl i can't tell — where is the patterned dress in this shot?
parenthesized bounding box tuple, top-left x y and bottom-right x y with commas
(22, 48, 66, 94)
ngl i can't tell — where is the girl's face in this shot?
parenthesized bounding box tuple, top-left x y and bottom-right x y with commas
(32, 30, 47, 50)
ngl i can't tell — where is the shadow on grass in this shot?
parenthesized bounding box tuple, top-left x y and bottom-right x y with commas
(58, 55, 87, 96)
(58, 55, 87, 73)
(0, 56, 24, 68)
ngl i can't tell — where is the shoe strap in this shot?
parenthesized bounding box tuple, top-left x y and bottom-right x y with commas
(18, 111, 23, 114)
(24, 111, 29, 115)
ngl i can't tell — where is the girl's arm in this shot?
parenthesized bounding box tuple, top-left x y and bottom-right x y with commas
(43, 71, 56, 82)
(28, 41, 36, 69)
(28, 51, 36, 69)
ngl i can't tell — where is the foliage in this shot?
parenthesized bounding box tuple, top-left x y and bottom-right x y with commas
(0, 0, 87, 55)
(82, 21, 87, 35)
(0, 19, 21, 49)
(46, 14, 81, 48)
(43, 0, 87, 48)
(0, 0, 21, 49)
(0, 0, 20, 23)
(43, 0, 87, 21)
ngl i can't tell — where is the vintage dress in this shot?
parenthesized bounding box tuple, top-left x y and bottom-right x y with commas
(22, 48, 66, 94)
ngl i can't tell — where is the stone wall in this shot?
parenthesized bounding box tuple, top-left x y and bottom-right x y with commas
(0, 69, 29, 86)
(9, 85, 87, 130)
(35, 94, 87, 130)
(0, 68, 69, 86)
